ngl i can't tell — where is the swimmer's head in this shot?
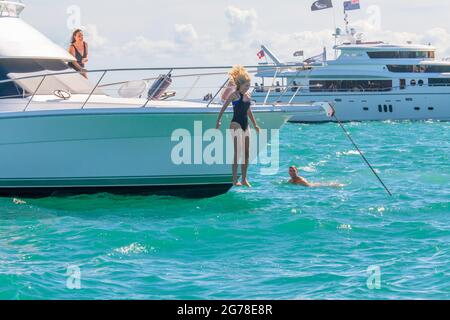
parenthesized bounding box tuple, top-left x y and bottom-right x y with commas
(289, 166, 299, 178)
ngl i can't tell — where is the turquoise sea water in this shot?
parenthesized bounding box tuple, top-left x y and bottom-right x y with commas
(0, 121, 449, 300)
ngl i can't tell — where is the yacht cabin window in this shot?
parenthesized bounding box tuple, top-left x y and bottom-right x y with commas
(428, 78, 450, 86)
(368, 51, 435, 59)
(387, 65, 450, 73)
(0, 59, 99, 97)
(309, 80, 393, 92)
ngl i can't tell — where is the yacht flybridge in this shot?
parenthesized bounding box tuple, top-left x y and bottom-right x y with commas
(254, 39, 450, 122)
(0, 1, 332, 198)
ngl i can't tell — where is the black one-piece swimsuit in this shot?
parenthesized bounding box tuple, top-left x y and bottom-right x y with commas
(231, 93, 251, 131)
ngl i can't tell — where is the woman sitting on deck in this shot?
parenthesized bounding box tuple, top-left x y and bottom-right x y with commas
(68, 29, 89, 79)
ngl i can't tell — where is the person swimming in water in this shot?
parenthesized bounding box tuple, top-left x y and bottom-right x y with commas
(216, 66, 261, 187)
(288, 166, 344, 188)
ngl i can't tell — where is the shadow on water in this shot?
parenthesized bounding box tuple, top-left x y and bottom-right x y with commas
(0, 187, 272, 220)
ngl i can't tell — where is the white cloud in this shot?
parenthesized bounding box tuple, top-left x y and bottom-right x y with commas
(122, 36, 176, 58)
(84, 24, 108, 48)
(224, 6, 258, 39)
(174, 24, 199, 45)
(79, 5, 450, 67)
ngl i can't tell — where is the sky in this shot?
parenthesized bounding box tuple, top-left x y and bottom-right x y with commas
(20, 0, 450, 69)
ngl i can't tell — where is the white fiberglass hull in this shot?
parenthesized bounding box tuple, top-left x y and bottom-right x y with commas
(253, 92, 450, 122)
(0, 100, 325, 198)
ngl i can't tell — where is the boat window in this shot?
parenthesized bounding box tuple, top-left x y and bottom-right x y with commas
(410, 79, 417, 86)
(309, 80, 393, 92)
(0, 66, 23, 98)
(0, 59, 100, 96)
(387, 65, 450, 73)
(428, 78, 450, 86)
(400, 79, 406, 89)
(368, 51, 435, 59)
(0, 59, 69, 97)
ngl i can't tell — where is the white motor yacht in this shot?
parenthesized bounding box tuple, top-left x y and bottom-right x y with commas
(0, 1, 332, 198)
(253, 37, 450, 122)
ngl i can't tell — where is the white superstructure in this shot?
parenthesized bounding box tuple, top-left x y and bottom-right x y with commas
(254, 40, 450, 122)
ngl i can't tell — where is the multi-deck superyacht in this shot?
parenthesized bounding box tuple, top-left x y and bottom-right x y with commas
(254, 40, 450, 122)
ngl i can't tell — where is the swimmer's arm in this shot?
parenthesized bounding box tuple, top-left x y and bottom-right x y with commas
(310, 182, 345, 188)
(290, 177, 312, 187)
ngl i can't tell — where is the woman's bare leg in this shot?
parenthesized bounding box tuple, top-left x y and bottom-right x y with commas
(242, 134, 251, 187)
(230, 123, 242, 186)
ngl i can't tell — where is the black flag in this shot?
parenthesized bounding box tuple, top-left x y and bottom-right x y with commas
(311, 0, 333, 11)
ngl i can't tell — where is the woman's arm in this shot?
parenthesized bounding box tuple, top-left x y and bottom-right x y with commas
(221, 82, 235, 102)
(216, 92, 238, 129)
(68, 46, 83, 71)
(83, 42, 89, 64)
(248, 108, 260, 133)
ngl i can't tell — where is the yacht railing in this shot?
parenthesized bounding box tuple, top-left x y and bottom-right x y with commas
(0, 64, 307, 110)
(0, 64, 448, 111)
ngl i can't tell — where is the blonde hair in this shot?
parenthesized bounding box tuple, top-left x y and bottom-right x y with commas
(229, 65, 251, 90)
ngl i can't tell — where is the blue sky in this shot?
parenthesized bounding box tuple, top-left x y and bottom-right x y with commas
(21, 0, 450, 68)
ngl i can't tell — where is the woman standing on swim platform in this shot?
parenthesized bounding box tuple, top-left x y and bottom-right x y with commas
(216, 66, 261, 187)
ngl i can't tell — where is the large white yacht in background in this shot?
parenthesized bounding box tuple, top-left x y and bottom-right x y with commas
(0, 1, 331, 198)
(254, 38, 450, 122)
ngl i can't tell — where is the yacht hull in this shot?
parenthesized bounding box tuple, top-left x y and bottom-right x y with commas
(253, 92, 450, 122)
(0, 107, 292, 198)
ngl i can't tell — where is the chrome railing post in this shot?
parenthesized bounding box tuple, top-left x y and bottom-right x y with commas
(206, 78, 229, 108)
(142, 68, 173, 108)
(23, 75, 46, 112)
(263, 69, 278, 106)
(81, 70, 107, 109)
(182, 75, 201, 101)
(271, 68, 303, 106)
(288, 86, 302, 105)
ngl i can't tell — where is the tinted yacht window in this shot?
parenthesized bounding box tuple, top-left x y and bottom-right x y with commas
(309, 80, 393, 92)
(0, 59, 69, 97)
(0, 65, 21, 98)
(368, 51, 435, 59)
(428, 78, 450, 86)
(387, 65, 450, 73)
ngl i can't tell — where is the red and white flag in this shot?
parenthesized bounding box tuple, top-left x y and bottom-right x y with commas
(257, 50, 265, 60)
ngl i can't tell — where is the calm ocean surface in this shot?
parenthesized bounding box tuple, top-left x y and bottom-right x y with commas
(0, 121, 449, 300)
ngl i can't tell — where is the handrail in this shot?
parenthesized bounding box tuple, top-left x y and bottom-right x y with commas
(98, 68, 271, 89)
(263, 69, 278, 106)
(0, 64, 290, 86)
(206, 78, 230, 108)
(23, 75, 46, 112)
(0, 63, 449, 112)
(81, 70, 107, 109)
